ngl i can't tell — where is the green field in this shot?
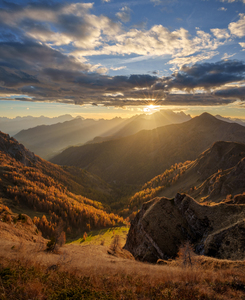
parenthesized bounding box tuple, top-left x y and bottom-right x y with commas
(69, 226, 129, 247)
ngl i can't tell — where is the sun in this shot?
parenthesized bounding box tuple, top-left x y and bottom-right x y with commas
(143, 104, 160, 114)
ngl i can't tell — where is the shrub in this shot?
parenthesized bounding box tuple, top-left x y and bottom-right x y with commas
(177, 241, 195, 267)
(110, 235, 121, 252)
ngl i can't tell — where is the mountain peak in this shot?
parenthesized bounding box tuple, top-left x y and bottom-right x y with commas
(198, 112, 216, 120)
(190, 112, 220, 125)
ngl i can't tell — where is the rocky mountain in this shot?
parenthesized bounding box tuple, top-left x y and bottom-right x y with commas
(51, 113, 245, 185)
(124, 193, 245, 262)
(0, 114, 74, 136)
(104, 109, 191, 138)
(15, 110, 190, 159)
(127, 141, 245, 213)
(215, 115, 245, 127)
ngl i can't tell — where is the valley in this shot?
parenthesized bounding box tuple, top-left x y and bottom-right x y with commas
(1, 111, 245, 299)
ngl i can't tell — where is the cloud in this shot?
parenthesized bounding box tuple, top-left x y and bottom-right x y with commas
(0, 1, 228, 70)
(220, 0, 245, 3)
(211, 28, 230, 39)
(116, 6, 131, 23)
(169, 51, 219, 68)
(150, 0, 178, 6)
(166, 60, 245, 91)
(222, 52, 236, 59)
(0, 1, 244, 109)
(213, 86, 245, 100)
(218, 7, 227, 11)
(0, 2, 121, 50)
(239, 42, 245, 50)
(229, 14, 245, 37)
(110, 66, 127, 71)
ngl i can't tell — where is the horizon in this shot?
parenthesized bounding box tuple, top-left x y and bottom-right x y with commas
(0, 0, 244, 120)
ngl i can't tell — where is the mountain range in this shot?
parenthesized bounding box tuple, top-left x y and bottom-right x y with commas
(14, 110, 191, 159)
(1, 109, 245, 264)
(51, 113, 245, 185)
(0, 114, 74, 136)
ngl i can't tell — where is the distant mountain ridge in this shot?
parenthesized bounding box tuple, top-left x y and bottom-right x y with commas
(215, 115, 245, 127)
(51, 113, 245, 185)
(15, 110, 191, 159)
(0, 114, 75, 136)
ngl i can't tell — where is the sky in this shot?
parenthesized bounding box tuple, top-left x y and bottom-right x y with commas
(0, 0, 245, 119)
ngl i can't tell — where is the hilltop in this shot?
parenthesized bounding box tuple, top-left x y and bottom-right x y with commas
(51, 113, 245, 185)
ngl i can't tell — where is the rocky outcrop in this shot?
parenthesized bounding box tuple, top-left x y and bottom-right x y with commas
(124, 193, 245, 262)
(204, 220, 245, 260)
(0, 131, 38, 166)
(197, 157, 245, 200)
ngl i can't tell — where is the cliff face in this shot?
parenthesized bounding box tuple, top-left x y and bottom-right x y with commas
(124, 193, 245, 262)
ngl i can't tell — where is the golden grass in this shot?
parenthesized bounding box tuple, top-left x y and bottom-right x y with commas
(1, 236, 245, 300)
(1, 252, 245, 300)
(1, 218, 245, 299)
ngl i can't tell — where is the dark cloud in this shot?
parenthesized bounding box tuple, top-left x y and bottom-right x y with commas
(0, 38, 244, 107)
(0, 66, 39, 87)
(99, 93, 235, 107)
(213, 86, 245, 101)
(168, 60, 245, 90)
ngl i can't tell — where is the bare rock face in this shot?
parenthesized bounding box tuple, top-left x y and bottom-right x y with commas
(124, 193, 245, 262)
(204, 220, 245, 260)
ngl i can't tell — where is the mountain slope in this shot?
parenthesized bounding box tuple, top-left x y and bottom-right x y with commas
(51, 113, 245, 185)
(0, 131, 124, 237)
(128, 141, 245, 212)
(15, 117, 126, 159)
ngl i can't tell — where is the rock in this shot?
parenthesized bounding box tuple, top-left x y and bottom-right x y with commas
(204, 220, 245, 260)
(124, 193, 245, 263)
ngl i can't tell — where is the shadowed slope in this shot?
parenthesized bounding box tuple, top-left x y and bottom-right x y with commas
(51, 113, 245, 185)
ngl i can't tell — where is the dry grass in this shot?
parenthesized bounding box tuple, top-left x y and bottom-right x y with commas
(1, 240, 245, 300)
(1, 253, 245, 300)
(1, 218, 245, 299)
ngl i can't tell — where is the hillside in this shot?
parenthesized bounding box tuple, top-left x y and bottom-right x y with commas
(2, 211, 245, 300)
(51, 113, 245, 185)
(15, 110, 190, 159)
(0, 131, 125, 237)
(127, 141, 245, 213)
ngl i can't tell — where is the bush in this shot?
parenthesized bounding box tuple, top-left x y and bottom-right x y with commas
(177, 241, 195, 267)
(110, 235, 121, 252)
